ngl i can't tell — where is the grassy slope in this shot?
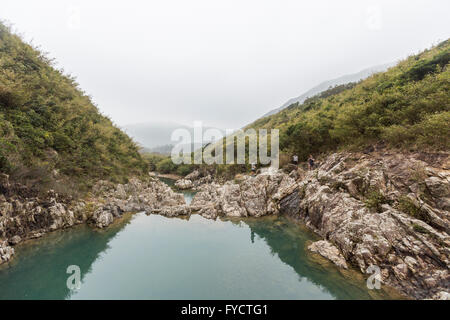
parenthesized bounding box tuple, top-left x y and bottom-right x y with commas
(246, 39, 450, 161)
(0, 23, 148, 193)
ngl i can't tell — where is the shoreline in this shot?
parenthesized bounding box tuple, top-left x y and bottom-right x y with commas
(149, 171, 183, 180)
(0, 211, 405, 300)
(1, 150, 449, 300)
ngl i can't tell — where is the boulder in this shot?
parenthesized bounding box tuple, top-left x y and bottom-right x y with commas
(8, 235, 21, 245)
(93, 210, 114, 228)
(185, 170, 200, 181)
(175, 179, 193, 190)
(308, 240, 348, 269)
(0, 240, 14, 263)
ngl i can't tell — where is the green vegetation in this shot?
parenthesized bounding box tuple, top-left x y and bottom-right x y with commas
(142, 153, 168, 172)
(146, 39, 450, 179)
(0, 23, 147, 192)
(246, 39, 450, 161)
(364, 188, 390, 213)
(142, 152, 195, 176)
(142, 151, 248, 180)
(412, 223, 429, 234)
(396, 196, 430, 223)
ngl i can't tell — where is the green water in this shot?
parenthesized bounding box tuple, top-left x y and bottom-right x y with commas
(0, 212, 398, 300)
(157, 176, 196, 204)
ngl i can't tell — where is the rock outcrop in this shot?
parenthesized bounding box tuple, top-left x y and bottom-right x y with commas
(0, 175, 186, 263)
(185, 170, 201, 181)
(174, 170, 213, 190)
(186, 151, 450, 299)
(0, 240, 14, 264)
(190, 172, 295, 219)
(1, 150, 449, 299)
(308, 240, 348, 269)
(90, 177, 186, 222)
(174, 179, 193, 190)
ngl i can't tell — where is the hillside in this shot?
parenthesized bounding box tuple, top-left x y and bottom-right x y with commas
(0, 23, 147, 192)
(261, 62, 393, 118)
(247, 39, 450, 161)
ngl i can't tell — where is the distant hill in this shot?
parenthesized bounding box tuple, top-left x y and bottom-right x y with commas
(123, 122, 191, 149)
(261, 63, 394, 118)
(0, 22, 148, 189)
(143, 144, 174, 155)
(124, 121, 226, 151)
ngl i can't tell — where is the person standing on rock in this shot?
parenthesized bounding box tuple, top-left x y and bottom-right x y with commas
(308, 155, 315, 170)
(293, 155, 298, 166)
(251, 163, 256, 175)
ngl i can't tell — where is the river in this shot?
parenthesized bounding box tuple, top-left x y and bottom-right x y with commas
(0, 179, 400, 300)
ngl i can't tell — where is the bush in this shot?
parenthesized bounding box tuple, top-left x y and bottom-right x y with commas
(412, 224, 429, 234)
(364, 188, 390, 213)
(142, 153, 167, 171)
(176, 164, 193, 176)
(396, 196, 430, 223)
(156, 158, 177, 174)
(401, 51, 450, 82)
(416, 111, 450, 150)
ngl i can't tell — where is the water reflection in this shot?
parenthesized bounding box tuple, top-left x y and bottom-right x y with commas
(240, 216, 399, 300)
(0, 216, 132, 300)
(0, 214, 401, 300)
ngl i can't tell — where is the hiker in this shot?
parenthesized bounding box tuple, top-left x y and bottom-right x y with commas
(292, 155, 298, 166)
(308, 154, 315, 170)
(251, 163, 256, 174)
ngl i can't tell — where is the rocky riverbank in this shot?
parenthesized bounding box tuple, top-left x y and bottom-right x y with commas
(172, 151, 449, 300)
(1, 150, 449, 299)
(0, 174, 186, 264)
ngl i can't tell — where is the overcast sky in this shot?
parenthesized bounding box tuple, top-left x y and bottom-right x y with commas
(2, 0, 449, 129)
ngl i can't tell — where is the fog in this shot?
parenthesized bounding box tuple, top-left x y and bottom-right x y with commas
(2, 0, 449, 129)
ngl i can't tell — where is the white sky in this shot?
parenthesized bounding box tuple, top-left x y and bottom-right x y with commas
(2, 0, 449, 129)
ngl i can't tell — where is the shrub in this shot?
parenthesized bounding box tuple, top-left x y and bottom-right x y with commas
(396, 196, 430, 223)
(176, 164, 193, 176)
(143, 153, 167, 171)
(364, 188, 389, 212)
(416, 111, 450, 150)
(156, 158, 177, 174)
(412, 224, 429, 234)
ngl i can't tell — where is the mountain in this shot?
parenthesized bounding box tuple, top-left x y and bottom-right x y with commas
(261, 63, 394, 118)
(246, 39, 449, 161)
(123, 121, 190, 149)
(0, 22, 147, 190)
(123, 121, 226, 151)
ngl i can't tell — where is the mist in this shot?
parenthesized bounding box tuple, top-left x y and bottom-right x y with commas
(2, 0, 449, 129)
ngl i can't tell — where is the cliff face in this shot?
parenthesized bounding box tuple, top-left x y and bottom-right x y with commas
(185, 151, 450, 299)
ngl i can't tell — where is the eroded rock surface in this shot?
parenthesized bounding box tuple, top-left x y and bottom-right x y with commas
(190, 172, 295, 219)
(187, 151, 450, 299)
(308, 240, 348, 269)
(175, 179, 193, 190)
(174, 170, 213, 190)
(0, 176, 186, 262)
(0, 240, 14, 263)
(1, 150, 449, 299)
